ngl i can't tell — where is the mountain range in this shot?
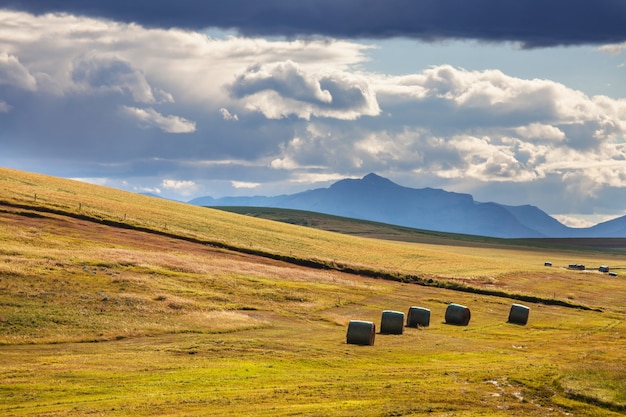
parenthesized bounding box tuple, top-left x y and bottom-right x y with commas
(188, 173, 626, 238)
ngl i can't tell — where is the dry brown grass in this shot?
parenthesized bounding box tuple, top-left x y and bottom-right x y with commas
(4, 166, 621, 286)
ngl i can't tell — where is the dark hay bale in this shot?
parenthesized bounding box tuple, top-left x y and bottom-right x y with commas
(380, 310, 405, 334)
(445, 303, 471, 326)
(508, 303, 530, 325)
(346, 320, 376, 345)
(406, 306, 430, 327)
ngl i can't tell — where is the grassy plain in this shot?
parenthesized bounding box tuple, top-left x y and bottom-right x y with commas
(1, 167, 626, 416)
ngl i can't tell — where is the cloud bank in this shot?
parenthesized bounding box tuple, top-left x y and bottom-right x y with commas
(1, 9, 626, 224)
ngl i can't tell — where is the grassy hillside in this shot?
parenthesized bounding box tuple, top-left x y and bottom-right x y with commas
(212, 206, 518, 245)
(214, 206, 626, 250)
(1, 167, 626, 416)
(3, 167, 626, 308)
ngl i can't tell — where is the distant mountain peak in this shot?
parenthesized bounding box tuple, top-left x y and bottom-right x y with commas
(363, 172, 383, 180)
(361, 172, 395, 185)
(329, 172, 397, 191)
(188, 173, 623, 238)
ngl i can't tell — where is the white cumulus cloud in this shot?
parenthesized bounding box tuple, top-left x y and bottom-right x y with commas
(161, 179, 197, 196)
(229, 60, 380, 120)
(71, 53, 159, 103)
(121, 106, 196, 133)
(0, 52, 37, 90)
(231, 181, 260, 189)
(599, 42, 626, 55)
(220, 107, 239, 121)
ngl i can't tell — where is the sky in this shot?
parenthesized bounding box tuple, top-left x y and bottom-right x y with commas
(1, 1, 626, 228)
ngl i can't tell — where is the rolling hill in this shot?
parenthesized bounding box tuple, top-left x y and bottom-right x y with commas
(213, 205, 626, 251)
(2, 166, 626, 416)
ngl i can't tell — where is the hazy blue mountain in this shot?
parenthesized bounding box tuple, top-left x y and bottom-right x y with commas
(499, 204, 574, 237)
(188, 173, 624, 238)
(586, 216, 626, 237)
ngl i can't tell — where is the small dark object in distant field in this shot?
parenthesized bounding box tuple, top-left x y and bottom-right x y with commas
(508, 303, 530, 325)
(406, 306, 430, 328)
(346, 320, 376, 346)
(445, 303, 471, 326)
(380, 310, 405, 334)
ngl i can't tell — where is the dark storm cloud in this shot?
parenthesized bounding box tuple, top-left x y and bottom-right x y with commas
(2, 0, 626, 47)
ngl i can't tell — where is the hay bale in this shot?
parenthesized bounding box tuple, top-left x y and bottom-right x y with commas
(406, 306, 430, 327)
(508, 303, 530, 325)
(380, 310, 405, 334)
(445, 303, 471, 326)
(346, 320, 376, 345)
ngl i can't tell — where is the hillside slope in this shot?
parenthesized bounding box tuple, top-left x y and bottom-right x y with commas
(2, 167, 626, 416)
(216, 206, 626, 250)
(0, 167, 589, 283)
(0, 169, 626, 417)
(3, 167, 626, 288)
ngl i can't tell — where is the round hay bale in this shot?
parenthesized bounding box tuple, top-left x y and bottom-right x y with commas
(346, 320, 376, 345)
(508, 303, 530, 325)
(380, 310, 405, 334)
(445, 303, 471, 326)
(406, 306, 430, 328)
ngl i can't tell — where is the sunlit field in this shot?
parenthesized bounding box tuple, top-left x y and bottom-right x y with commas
(1, 167, 626, 416)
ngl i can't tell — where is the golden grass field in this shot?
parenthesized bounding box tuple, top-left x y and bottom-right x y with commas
(1, 166, 626, 416)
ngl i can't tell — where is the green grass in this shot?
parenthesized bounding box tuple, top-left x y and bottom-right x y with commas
(2, 167, 626, 416)
(212, 205, 505, 245)
(215, 206, 626, 251)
